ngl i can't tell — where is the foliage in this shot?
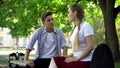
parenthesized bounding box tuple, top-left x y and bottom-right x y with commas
(0, 0, 74, 37)
(0, 0, 101, 38)
(0, 0, 120, 45)
(0, 0, 99, 38)
(116, 13, 120, 45)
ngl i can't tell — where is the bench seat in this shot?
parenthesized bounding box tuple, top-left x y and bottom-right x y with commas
(10, 60, 26, 66)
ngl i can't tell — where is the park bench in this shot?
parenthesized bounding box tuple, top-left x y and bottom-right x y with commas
(8, 52, 25, 68)
(9, 60, 25, 67)
(8, 43, 114, 68)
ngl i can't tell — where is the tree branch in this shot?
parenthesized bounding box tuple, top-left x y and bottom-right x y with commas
(114, 6, 120, 18)
(94, 0, 97, 4)
(0, 0, 3, 6)
(76, 0, 81, 3)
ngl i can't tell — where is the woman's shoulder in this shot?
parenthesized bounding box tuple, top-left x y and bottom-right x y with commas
(81, 21, 93, 27)
(83, 21, 91, 25)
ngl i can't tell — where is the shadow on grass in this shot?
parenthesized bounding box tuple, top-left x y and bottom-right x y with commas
(0, 55, 9, 68)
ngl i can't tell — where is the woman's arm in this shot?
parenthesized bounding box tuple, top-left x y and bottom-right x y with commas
(77, 35, 94, 60)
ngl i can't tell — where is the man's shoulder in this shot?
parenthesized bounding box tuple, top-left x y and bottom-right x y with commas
(54, 28, 60, 30)
(36, 27, 44, 31)
(54, 28, 62, 32)
(37, 27, 44, 30)
(34, 27, 44, 35)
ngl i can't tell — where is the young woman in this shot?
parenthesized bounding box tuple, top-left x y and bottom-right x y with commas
(49, 3, 94, 68)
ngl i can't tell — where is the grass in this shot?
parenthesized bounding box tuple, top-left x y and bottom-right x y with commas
(0, 55, 120, 68)
(0, 47, 25, 51)
(0, 55, 8, 68)
(115, 62, 120, 68)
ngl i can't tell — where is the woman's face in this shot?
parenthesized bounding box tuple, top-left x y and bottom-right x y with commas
(68, 8, 75, 22)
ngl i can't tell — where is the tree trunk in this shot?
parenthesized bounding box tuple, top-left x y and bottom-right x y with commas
(98, 0, 120, 61)
(104, 12, 120, 61)
(15, 37, 19, 49)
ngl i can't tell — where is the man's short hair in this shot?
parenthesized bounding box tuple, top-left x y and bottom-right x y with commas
(41, 12, 53, 22)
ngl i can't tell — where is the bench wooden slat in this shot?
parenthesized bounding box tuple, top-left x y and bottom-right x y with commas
(10, 60, 26, 66)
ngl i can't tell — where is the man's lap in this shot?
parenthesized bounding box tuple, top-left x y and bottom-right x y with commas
(33, 58, 51, 68)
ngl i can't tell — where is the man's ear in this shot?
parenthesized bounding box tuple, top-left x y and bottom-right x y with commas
(42, 21, 45, 26)
(42, 20, 45, 24)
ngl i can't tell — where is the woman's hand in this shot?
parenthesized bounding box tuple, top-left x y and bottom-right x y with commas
(64, 56, 78, 63)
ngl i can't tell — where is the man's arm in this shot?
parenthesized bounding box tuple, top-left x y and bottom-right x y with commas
(24, 49, 35, 68)
(24, 49, 31, 62)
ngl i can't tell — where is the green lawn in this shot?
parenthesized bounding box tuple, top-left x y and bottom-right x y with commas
(0, 47, 25, 51)
(115, 62, 120, 68)
(0, 55, 9, 68)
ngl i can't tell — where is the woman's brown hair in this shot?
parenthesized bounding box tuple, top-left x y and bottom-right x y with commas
(69, 3, 84, 22)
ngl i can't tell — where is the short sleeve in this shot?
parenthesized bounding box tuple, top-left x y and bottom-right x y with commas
(83, 23, 94, 37)
(26, 28, 41, 50)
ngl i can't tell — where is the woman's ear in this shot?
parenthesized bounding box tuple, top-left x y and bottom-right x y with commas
(74, 11, 77, 16)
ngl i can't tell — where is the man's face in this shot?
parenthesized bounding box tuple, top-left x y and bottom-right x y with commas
(43, 15, 54, 29)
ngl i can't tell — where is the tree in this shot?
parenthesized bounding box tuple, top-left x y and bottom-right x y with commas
(97, 0, 120, 61)
(0, 0, 73, 47)
(0, 0, 73, 37)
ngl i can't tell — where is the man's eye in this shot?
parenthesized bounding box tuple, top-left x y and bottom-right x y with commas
(47, 18, 54, 22)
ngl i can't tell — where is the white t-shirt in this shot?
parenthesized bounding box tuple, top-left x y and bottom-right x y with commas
(70, 21, 94, 61)
(41, 32, 58, 58)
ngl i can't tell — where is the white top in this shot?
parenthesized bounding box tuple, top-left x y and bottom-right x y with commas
(70, 21, 94, 61)
(41, 32, 58, 58)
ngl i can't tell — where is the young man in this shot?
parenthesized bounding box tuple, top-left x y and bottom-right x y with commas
(24, 12, 68, 68)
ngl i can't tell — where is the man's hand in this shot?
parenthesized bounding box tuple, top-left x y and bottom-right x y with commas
(24, 60, 34, 68)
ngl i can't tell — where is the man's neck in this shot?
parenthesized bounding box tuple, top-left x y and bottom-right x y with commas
(46, 28, 54, 32)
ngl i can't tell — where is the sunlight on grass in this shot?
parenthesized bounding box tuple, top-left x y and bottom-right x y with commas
(0, 47, 25, 51)
(29, 54, 35, 60)
(0, 64, 7, 67)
